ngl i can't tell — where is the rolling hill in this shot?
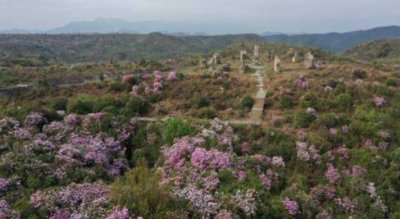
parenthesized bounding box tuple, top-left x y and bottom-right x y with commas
(344, 38, 400, 61)
(264, 26, 400, 52)
(0, 33, 264, 65)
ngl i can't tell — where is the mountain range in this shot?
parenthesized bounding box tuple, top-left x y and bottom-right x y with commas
(1, 18, 400, 52)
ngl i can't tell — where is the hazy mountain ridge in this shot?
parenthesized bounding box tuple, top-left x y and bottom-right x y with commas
(264, 26, 400, 52)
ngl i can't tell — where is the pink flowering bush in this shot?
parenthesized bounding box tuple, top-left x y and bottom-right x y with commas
(283, 198, 299, 215)
(106, 207, 132, 219)
(325, 163, 341, 184)
(0, 178, 10, 195)
(167, 71, 177, 81)
(30, 182, 111, 218)
(374, 96, 386, 107)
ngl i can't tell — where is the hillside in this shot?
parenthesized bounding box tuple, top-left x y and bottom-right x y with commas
(0, 33, 264, 65)
(264, 26, 400, 52)
(1, 42, 400, 218)
(344, 39, 400, 61)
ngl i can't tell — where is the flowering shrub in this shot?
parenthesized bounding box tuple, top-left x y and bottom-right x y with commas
(374, 96, 386, 107)
(30, 182, 111, 218)
(283, 198, 299, 215)
(106, 207, 132, 219)
(325, 163, 341, 184)
(167, 71, 177, 81)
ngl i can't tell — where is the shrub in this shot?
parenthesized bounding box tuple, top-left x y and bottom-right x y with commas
(300, 93, 319, 108)
(241, 95, 254, 110)
(294, 110, 316, 128)
(352, 68, 367, 79)
(278, 95, 295, 109)
(319, 113, 337, 128)
(110, 167, 176, 218)
(386, 79, 398, 87)
(195, 107, 216, 119)
(50, 98, 68, 111)
(122, 96, 149, 117)
(93, 96, 122, 113)
(334, 93, 353, 111)
(67, 95, 95, 114)
(109, 81, 125, 92)
(162, 118, 196, 144)
(192, 95, 210, 109)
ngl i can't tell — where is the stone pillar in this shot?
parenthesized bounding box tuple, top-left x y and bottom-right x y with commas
(274, 56, 281, 73)
(304, 52, 315, 69)
(253, 44, 260, 64)
(240, 50, 247, 63)
(292, 52, 299, 63)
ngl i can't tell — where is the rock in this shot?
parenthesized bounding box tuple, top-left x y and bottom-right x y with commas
(274, 56, 281, 73)
(304, 52, 316, 69)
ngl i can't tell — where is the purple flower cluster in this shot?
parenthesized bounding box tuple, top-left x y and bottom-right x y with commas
(106, 207, 132, 219)
(0, 178, 10, 195)
(174, 186, 220, 217)
(233, 190, 257, 216)
(325, 164, 341, 184)
(343, 165, 367, 177)
(0, 199, 20, 219)
(167, 71, 177, 81)
(296, 78, 308, 88)
(190, 147, 232, 171)
(374, 96, 386, 107)
(283, 198, 300, 215)
(334, 197, 356, 214)
(296, 142, 321, 163)
(57, 132, 127, 177)
(30, 182, 110, 218)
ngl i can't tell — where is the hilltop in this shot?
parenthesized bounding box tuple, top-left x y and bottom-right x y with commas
(264, 26, 400, 52)
(344, 38, 400, 61)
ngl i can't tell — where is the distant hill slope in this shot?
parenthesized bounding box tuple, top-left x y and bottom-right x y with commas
(264, 26, 400, 52)
(0, 33, 264, 64)
(344, 39, 400, 60)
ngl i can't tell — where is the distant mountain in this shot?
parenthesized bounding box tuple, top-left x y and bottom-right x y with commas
(264, 26, 400, 52)
(344, 38, 400, 60)
(0, 29, 42, 34)
(0, 33, 264, 64)
(45, 18, 257, 35)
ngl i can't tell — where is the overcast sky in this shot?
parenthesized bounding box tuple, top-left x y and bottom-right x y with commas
(0, 0, 399, 33)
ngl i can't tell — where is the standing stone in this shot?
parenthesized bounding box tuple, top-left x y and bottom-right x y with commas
(240, 50, 247, 63)
(274, 56, 281, 73)
(304, 52, 315, 69)
(253, 45, 260, 64)
(208, 53, 221, 66)
(292, 52, 299, 63)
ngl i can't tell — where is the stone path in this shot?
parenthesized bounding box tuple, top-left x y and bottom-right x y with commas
(248, 65, 267, 121)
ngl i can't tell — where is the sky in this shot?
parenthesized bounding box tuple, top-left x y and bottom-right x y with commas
(0, 0, 399, 33)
